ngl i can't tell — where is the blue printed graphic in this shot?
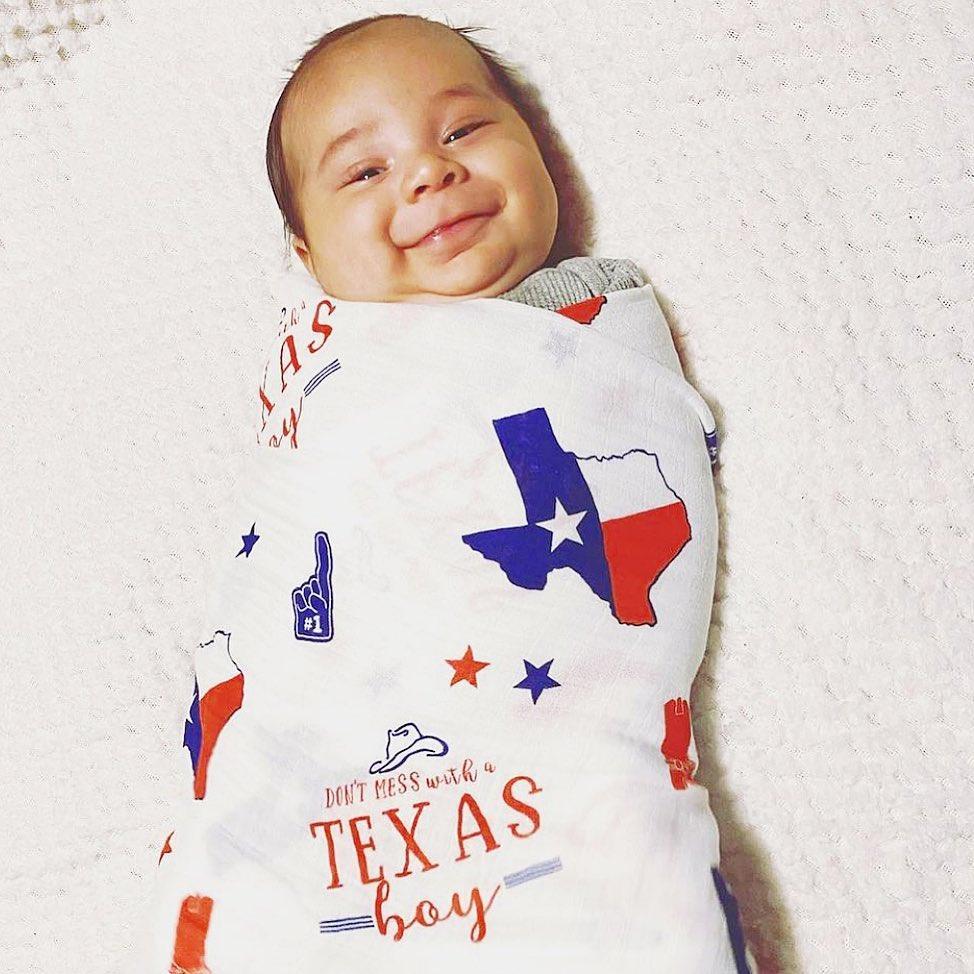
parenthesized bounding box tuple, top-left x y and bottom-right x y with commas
(514, 658, 561, 705)
(462, 408, 612, 597)
(320, 914, 375, 935)
(503, 856, 563, 888)
(305, 358, 341, 396)
(236, 521, 260, 558)
(705, 427, 719, 467)
(183, 681, 202, 771)
(293, 531, 334, 642)
(368, 722, 449, 774)
(711, 866, 753, 973)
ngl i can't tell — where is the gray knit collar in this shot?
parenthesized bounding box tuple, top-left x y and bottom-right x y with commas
(497, 256, 646, 310)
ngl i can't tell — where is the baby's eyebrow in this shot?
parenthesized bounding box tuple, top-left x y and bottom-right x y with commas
(317, 122, 380, 175)
(316, 83, 491, 175)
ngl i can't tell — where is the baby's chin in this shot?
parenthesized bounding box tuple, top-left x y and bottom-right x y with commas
(313, 242, 542, 303)
(397, 245, 541, 303)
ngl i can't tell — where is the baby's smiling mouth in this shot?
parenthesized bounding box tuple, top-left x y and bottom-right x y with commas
(408, 204, 498, 246)
(413, 211, 496, 254)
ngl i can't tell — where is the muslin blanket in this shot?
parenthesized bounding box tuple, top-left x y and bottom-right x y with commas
(138, 266, 756, 973)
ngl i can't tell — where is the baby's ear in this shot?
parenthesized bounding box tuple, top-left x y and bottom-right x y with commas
(291, 236, 315, 277)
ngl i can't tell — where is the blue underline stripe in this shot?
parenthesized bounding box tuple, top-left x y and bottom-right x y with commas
(305, 359, 341, 395)
(504, 857, 563, 887)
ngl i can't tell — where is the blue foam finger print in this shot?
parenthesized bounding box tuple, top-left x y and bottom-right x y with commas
(292, 531, 334, 642)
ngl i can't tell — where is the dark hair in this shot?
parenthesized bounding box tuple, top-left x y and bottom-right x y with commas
(265, 13, 592, 266)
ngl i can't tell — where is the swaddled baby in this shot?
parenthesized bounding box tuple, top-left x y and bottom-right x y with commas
(143, 13, 756, 973)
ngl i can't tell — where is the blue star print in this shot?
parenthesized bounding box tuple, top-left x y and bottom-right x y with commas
(514, 658, 561, 705)
(236, 522, 260, 558)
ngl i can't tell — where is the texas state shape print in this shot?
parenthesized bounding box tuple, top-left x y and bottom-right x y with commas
(462, 407, 691, 626)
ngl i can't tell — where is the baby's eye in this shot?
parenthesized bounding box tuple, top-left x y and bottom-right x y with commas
(349, 166, 383, 184)
(445, 120, 487, 144)
(344, 122, 488, 186)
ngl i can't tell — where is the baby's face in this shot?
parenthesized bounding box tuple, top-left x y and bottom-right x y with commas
(281, 19, 558, 303)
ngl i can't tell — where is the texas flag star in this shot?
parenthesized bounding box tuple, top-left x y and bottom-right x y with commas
(535, 497, 587, 553)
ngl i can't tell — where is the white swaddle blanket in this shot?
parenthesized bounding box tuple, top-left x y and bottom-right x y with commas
(139, 266, 756, 973)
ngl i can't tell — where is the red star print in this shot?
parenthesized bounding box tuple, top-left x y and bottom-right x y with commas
(158, 829, 174, 865)
(445, 646, 490, 687)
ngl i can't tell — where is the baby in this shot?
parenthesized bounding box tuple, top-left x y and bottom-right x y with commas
(145, 12, 756, 974)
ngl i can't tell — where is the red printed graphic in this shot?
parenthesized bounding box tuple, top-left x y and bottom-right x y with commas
(600, 502, 691, 626)
(310, 769, 544, 943)
(195, 674, 243, 800)
(661, 697, 697, 790)
(557, 294, 607, 324)
(183, 632, 245, 801)
(259, 296, 336, 449)
(158, 830, 174, 865)
(169, 894, 213, 974)
(446, 646, 491, 687)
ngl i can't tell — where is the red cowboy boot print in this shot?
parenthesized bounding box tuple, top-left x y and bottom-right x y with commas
(169, 894, 214, 974)
(661, 696, 697, 790)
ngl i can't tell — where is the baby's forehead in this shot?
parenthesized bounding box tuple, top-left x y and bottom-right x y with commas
(288, 68, 497, 152)
(282, 23, 503, 169)
(295, 23, 496, 108)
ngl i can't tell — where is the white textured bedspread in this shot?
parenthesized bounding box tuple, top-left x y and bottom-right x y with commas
(1, 2, 971, 971)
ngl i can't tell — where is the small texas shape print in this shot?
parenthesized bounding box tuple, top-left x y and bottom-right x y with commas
(462, 407, 691, 626)
(661, 696, 697, 790)
(183, 631, 244, 801)
(293, 530, 334, 642)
